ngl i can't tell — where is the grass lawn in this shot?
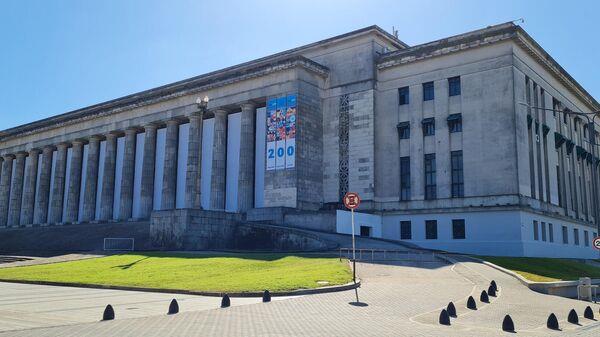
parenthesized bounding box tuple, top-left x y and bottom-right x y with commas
(0, 252, 352, 292)
(479, 256, 600, 282)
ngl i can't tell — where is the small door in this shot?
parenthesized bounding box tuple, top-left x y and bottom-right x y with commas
(360, 226, 371, 237)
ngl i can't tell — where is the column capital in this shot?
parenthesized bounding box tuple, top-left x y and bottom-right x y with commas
(124, 127, 140, 136)
(28, 148, 41, 156)
(187, 112, 203, 120)
(56, 142, 70, 150)
(143, 123, 159, 132)
(71, 139, 85, 147)
(240, 102, 256, 111)
(212, 108, 228, 118)
(15, 151, 27, 159)
(166, 119, 180, 127)
(88, 135, 103, 143)
(2, 154, 15, 161)
(42, 145, 56, 153)
(105, 132, 119, 140)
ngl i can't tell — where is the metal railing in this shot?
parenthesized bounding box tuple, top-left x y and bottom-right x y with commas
(339, 248, 439, 262)
(103, 238, 135, 251)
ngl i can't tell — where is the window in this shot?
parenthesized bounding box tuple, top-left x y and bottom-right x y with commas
(584, 230, 589, 247)
(422, 118, 435, 136)
(541, 222, 547, 242)
(400, 157, 411, 201)
(562, 226, 568, 244)
(548, 223, 554, 242)
(397, 122, 410, 139)
(398, 86, 410, 105)
(533, 221, 539, 240)
(574, 228, 579, 245)
(448, 113, 462, 133)
(400, 221, 412, 240)
(425, 220, 438, 239)
(424, 154, 437, 200)
(360, 226, 371, 237)
(448, 76, 461, 96)
(452, 219, 466, 239)
(451, 151, 464, 198)
(423, 82, 434, 101)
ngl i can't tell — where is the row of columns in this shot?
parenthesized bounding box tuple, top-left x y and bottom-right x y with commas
(0, 102, 257, 228)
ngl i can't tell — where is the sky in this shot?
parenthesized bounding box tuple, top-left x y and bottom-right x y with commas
(0, 0, 598, 130)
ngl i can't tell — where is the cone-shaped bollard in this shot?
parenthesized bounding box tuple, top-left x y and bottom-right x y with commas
(467, 296, 477, 310)
(488, 285, 496, 297)
(567, 309, 578, 324)
(480, 290, 489, 303)
(490, 280, 497, 292)
(439, 309, 451, 325)
(168, 299, 179, 315)
(546, 313, 559, 330)
(502, 315, 515, 332)
(102, 304, 115, 321)
(446, 302, 457, 317)
(221, 294, 230, 308)
(584, 306, 594, 320)
(262, 290, 271, 303)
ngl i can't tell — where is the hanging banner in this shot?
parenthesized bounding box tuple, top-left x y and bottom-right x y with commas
(275, 96, 287, 170)
(266, 98, 277, 171)
(285, 94, 296, 168)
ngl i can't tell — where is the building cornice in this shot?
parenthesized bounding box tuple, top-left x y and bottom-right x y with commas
(377, 23, 599, 112)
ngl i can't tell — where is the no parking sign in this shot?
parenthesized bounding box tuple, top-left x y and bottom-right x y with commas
(593, 236, 600, 251)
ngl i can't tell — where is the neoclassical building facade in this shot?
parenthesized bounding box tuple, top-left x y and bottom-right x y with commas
(0, 22, 598, 257)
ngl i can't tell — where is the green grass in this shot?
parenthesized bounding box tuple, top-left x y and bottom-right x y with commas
(479, 256, 600, 282)
(0, 252, 352, 292)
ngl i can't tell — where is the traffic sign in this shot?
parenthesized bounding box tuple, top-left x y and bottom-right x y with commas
(343, 192, 361, 210)
(593, 236, 600, 251)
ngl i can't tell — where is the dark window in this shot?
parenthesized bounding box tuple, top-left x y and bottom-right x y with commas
(422, 118, 435, 136)
(451, 151, 464, 198)
(448, 76, 461, 96)
(425, 220, 438, 239)
(562, 226, 568, 244)
(452, 219, 465, 239)
(548, 223, 554, 242)
(400, 157, 411, 201)
(541, 222, 546, 241)
(574, 228, 579, 245)
(397, 122, 410, 139)
(423, 82, 434, 101)
(533, 221, 539, 240)
(398, 86, 409, 105)
(584, 230, 589, 247)
(424, 154, 436, 200)
(448, 114, 462, 133)
(400, 221, 412, 240)
(360, 226, 371, 237)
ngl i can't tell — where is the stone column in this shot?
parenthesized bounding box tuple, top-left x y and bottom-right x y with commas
(34, 146, 54, 225)
(161, 120, 179, 210)
(140, 124, 157, 218)
(238, 103, 256, 212)
(49, 143, 69, 224)
(8, 152, 26, 227)
(185, 112, 204, 209)
(65, 140, 84, 223)
(81, 136, 101, 222)
(210, 109, 228, 210)
(99, 133, 117, 221)
(20, 149, 40, 225)
(119, 128, 137, 220)
(0, 155, 14, 227)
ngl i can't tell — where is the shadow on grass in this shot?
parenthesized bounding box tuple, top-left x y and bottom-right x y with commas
(111, 256, 150, 270)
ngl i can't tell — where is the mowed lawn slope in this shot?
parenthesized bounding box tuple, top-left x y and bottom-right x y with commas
(480, 256, 600, 282)
(0, 252, 352, 292)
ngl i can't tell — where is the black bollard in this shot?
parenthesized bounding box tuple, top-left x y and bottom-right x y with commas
(168, 299, 179, 315)
(584, 306, 594, 320)
(439, 309, 451, 325)
(546, 313, 559, 330)
(502, 314, 515, 332)
(488, 285, 496, 297)
(480, 290, 489, 303)
(567, 309, 578, 324)
(467, 296, 477, 310)
(102, 304, 115, 321)
(446, 302, 457, 317)
(221, 294, 231, 308)
(490, 280, 497, 292)
(262, 290, 271, 303)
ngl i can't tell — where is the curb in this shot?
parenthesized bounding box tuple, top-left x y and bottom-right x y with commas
(0, 278, 361, 298)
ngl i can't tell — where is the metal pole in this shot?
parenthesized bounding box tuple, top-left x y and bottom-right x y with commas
(351, 208, 356, 283)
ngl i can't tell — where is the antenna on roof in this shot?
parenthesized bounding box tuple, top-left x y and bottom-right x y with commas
(391, 26, 399, 39)
(512, 18, 524, 24)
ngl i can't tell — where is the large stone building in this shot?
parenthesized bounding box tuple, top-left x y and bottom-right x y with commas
(0, 22, 598, 258)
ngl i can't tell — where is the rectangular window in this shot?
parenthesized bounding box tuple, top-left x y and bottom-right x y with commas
(548, 223, 554, 242)
(574, 228, 579, 245)
(584, 230, 589, 247)
(400, 156, 411, 201)
(400, 221, 411, 240)
(422, 118, 435, 136)
(398, 86, 409, 105)
(360, 226, 371, 237)
(451, 150, 464, 198)
(425, 220, 437, 239)
(423, 82, 434, 101)
(533, 220, 539, 240)
(397, 122, 410, 139)
(448, 76, 461, 96)
(452, 219, 466, 239)
(424, 154, 437, 200)
(541, 222, 547, 241)
(562, 226, 568, 244)
(448, 114, 462, 133)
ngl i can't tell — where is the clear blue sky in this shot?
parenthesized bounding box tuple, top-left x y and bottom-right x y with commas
(1, 0, 598, 130)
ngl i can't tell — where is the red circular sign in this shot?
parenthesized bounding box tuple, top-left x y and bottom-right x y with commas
(343, 192, 361, 210)
(593, 236, 600, 251)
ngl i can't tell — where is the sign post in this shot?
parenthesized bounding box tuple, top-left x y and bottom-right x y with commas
(343, 192, 361, 283)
